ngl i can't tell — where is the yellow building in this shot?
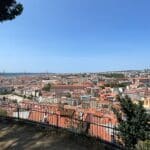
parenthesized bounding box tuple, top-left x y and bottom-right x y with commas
(143, 97, 150, 110)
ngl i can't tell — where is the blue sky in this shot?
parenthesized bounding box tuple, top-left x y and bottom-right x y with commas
(0, 0, 150, 73)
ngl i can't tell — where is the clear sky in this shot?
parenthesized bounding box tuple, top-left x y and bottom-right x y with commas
(0, 0, 150, 73)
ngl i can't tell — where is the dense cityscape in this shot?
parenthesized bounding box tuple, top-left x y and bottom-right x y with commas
(0, 0, 150, 150)
(0, 70, 150, 112)
(0, 70, 150, 146)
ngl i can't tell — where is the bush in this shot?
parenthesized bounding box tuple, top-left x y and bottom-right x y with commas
(136, 140, 150, 150)
(0, 109, 7, 116)
(113, 96, 150, 150)
(42, 83, 51, 92)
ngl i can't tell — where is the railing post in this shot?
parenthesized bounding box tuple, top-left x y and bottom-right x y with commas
(57, 114, 59, 128)
(17, 104, 20, 119)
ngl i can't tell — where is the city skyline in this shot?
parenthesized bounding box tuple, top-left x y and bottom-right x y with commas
(0, 0, 150, 72)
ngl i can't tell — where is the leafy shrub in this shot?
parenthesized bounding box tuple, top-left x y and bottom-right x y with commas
(0, 108, 7, 116)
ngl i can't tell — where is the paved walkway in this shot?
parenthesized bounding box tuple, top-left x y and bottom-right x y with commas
(0, 122, 105, 150)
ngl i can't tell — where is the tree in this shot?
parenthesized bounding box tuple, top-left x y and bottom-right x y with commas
(113, 95, 150, 150)
(66, 92, 71, 98)
(0, 0, 23, 22)
(2, 96, 6, 101)
(0, 108, 7, 116)
(39, 90, 42, 96)
(42, 83, 51, 92)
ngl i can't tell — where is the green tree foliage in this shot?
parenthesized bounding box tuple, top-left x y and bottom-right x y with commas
(0, 108, 7, 116)
(66, 92, 71, 98)
(0, 0, 23, 22)
(42, 83, 51, 92)
(0, 89, 12, 95)
(39, 91, 42, 96)
(113, 95, 150, 150)
(99, 73, 125, 78)
(136, 140, 150, 150)
(104, 82, 128, 88)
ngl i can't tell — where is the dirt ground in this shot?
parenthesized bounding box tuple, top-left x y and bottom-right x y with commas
(0, 121, 105, 150)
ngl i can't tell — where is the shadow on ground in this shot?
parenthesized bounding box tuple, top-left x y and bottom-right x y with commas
(0, 121, 106, 150)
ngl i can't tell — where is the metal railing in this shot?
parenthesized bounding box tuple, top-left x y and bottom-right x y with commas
(0, 101, 123, 149)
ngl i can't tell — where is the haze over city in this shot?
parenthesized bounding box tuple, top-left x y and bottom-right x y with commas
(0, 0, 150, 73)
